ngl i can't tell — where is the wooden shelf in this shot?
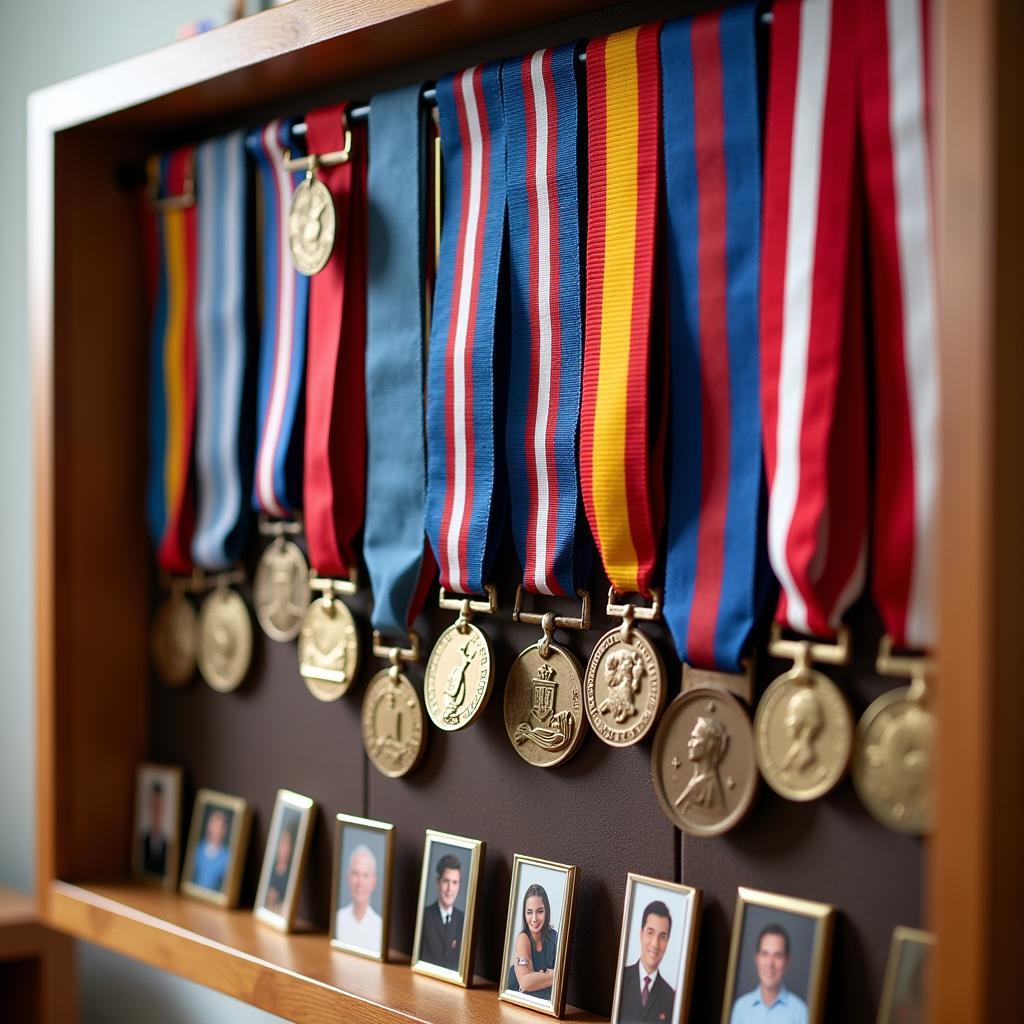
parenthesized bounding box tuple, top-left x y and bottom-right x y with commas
(46, 880, 602, 1023)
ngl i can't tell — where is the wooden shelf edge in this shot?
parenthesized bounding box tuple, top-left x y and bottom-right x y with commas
(45, 881, 603, 1023)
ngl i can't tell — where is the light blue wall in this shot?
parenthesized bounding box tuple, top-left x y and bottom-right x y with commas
(0, 3, 285, 1020)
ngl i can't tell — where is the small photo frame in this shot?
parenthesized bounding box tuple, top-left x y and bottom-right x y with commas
(180, 789, 251, 908)
(876, 926, 934, 1024)
(253, 789, 316, 932)
(330, 813, 394, 961)
(611, 874, 702, 1024)
(411, 830, 485, 987)
(131, 763, 183, 891)
(721, 887, 835, 1024)
(499, 854, 579, 1019)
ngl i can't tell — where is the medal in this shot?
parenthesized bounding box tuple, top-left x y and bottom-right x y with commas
(298, 574, 360, 701)
(361, 642, 427, 778)
(254, 521, 311, 642)
(144, 147, 200, 687)
(581, 26, 666, 749)
(500, 45, 593, 762)
(424, 611, 492, 731)
(197, 570, 253, 693)
(423, 62, 508, 728)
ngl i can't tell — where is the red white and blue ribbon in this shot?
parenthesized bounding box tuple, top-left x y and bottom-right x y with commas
(662, 3, 766, 672)
(247, 119, 310, 520)
(192, 131, 254, 570)
(425, 63, 507, 597)
(502, 45, 590, 598)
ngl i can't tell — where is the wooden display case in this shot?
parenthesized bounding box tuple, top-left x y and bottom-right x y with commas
(27, 0, 1024, 1021)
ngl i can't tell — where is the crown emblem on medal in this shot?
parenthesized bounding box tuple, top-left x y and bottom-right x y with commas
(535, 662, 556, 681)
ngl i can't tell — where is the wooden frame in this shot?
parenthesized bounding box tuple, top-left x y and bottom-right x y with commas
(253, 790, 316, 933)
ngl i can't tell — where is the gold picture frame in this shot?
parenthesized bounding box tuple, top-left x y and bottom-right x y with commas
(610, 873, 702, 1024)
(179, 789, 251, 908)
(131, 763, 184, 892)
(721, 887, 835, 1024)
(411, 830, 485, 988)
(252, 789, 316, 933)
(876, 926, 934, 1024)
(498, 853, 579, 1019)
(329, 813, 395, 962)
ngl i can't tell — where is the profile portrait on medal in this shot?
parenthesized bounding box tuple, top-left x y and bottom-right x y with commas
(132, 763, 183, 890)
(253, 790, 315, 933)
(411, 830, 484, 987)
(877, 927, 934, 1024)
(722, 888, 835, 1024)
(782, 687, 825, 773)
(610, 874, 700, 1024)
(677, 713, 729, 812)
(330, 813, 394, 961)
(180, 789, 251, 908)
(499, 854, 578, 1018)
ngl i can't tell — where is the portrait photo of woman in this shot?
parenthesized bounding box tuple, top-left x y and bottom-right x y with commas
(253, 789, 315, 933)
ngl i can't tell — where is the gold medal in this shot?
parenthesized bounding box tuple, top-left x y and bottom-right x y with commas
(150, 585, 199, 686)
(423, 621, 493, 730)
(197, 579, 252, 693)
(651, 685, 759, 837)
(254, 531, 311, 642)
(852, 637, 933, 834)
(754, 626, 854, 802)
(288, 173, 335, 276)
(297, 576, 361, 702)
(584, 590, 664, 747)
(362, 658, 426, 778)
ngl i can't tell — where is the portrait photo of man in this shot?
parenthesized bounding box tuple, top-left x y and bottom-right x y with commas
(618, 900, 677, 1023)
(141, 780, 169, 877)
(132, 764, 182, 890)
(730, 924, 809, 1024)
(335, 843, 383, 953)
(419, 853, 465, 971)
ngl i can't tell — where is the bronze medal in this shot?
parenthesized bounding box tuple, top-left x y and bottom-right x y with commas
(423, 621, 493, 730)
(504, 643, 586, 768)
(651, 688, 759, 837)
(197, 586, 252, 693)
(298, 593, 361, 701)
(254, 536, 311, 642)
(289, 174, 335, 276)
(362, 666, 426, 778)
(150, 589, 198, 686)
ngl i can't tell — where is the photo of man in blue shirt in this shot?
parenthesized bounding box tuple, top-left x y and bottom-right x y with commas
(730, 924, 808, 1024)
(192, 807, 231, 893)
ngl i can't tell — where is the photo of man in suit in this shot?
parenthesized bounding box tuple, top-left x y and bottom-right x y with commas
(418, 853, 465, 971)
(618, 900, 676, 1023)
(140, 779, 168, 878)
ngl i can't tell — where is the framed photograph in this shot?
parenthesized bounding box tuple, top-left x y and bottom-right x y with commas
(498, 854, 579, 1019)
(180, 789, 252, 908)
(131, 763, 183, 891)
(411, 830, 485, 987)
(611, 874, 701, 1024)
(253, 789, 316, 932)
(721, 887, 835, 1024)
(876, 926, 934, 1024)
(330, 813, 394, 961)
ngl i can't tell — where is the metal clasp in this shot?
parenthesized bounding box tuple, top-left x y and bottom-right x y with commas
(203, 566, 246, 591)
(146, 153, 196, 211)
(606, 586, 660, 644)
(283, 114, 352, 173)
(309, 570, 359, 607)
(159, 568, 206, 595)
(372, 631, 422, 678)
(768, 622, 852, 677)
(512, 587, 591, 659)
(257, 515, 304, 538)
(876, 634, 932, 702)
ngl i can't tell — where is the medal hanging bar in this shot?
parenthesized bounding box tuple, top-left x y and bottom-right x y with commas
(361, 84, 437, 778)
(652, 3, 766, 838)
(189, 131, 258, 694)
(500, 44, 593, 769)
(144, 147, 202, 687)
(247, 119, 312, 644)
(423, 60, 508, 728)
(292, 102, 369, 703)
(579, 24, 668, 750)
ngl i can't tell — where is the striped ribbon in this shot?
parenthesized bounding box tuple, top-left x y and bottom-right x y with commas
(192, 131, 253, 570)
(145, 147, 198, 576)
(247, 119, 310, 520)
(302, 103, 367, 580)
(762, 0, 937, 649)
(580, 25, 664, 598)
(502, 45, 590, 598)
(425, 62, 508, 597)
(662, 3, 766, 672)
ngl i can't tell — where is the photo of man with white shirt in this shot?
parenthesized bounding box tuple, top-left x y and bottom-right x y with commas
(335, 844, 383, 955)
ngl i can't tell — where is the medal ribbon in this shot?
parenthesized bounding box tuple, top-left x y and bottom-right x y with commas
(761, 0, 868, 640)
(248, 119, 310, 519)
(192, 131, 254, 570)
(145, 147, 198, 576)
(661, 3, 766, 672)
(502, 45, 590, 598)
(580, 25, 664, 598)
(425, 62, 508, 597)
(302, 103, 368, 579)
